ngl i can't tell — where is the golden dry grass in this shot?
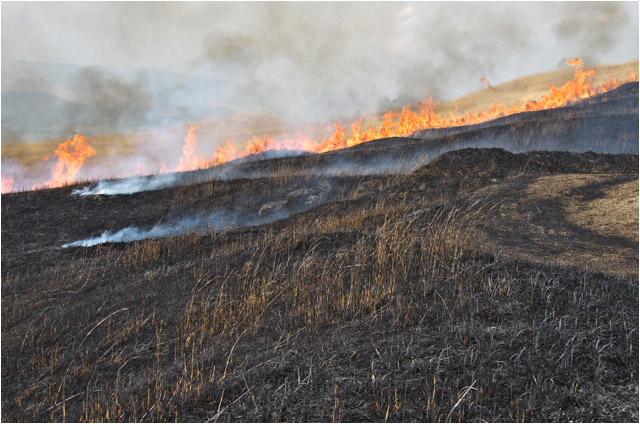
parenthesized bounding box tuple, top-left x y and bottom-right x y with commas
(565, 179, 639, 242)
(437, 61, 639, 116)
(1, 134, 138, 170)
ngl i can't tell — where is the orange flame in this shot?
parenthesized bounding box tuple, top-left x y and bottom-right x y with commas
(174, 59, 636, 170)
(2, 172, 14, 194)
(174, 124, 209, 172)
(33, 134, 96, 190)
(134, 161, 148, 176)
(228, 59, 630, 165)
(8, 57, 638, 192)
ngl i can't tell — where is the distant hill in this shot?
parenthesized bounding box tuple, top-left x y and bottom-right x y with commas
(1, 61, 205, 142)
(353, 61, 639, 131)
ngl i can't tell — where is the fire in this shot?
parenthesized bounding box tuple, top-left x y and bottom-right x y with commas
(4, 58, 638, 191)
(166, 59, 637, 173)
(174, 125, 209, 172)
(211, 141, 240, 167)
(2, 172, 14, 194)
(33, 134, 96, 190)
(134, 161, 148, 176)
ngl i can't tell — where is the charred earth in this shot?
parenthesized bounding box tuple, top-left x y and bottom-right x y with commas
(2, 83, 638, 422)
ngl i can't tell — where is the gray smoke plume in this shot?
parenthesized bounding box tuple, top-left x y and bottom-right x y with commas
(62, 214, 217, 247)
(72, 173, 179, 196)
(3, 2, 638, 130)
(553, 2, 634, 65)
(69, 67, 153, 130)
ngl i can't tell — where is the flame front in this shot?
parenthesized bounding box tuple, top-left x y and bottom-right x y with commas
(4, 58, 638, 192)
(187, 58, 632, 167)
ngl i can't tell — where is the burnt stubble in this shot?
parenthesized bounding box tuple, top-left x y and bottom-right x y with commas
(2, 84, 638, 422)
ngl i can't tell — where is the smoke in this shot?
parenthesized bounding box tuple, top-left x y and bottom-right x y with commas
(62, 205, 289, 248)
(69, 67, 153, 130)
(190, 2, 530, 119)
(62, 213, 219, 247)
(3, 2, 638, 129)
(552, 2, 634, 65)
(72, 173, 180, 196)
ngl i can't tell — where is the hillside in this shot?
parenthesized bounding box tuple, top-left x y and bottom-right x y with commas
(1, 81, 638, 421)
(2, 61, 637, 174)
(339, 61, 639, 142)
(436, 61, 639, 116)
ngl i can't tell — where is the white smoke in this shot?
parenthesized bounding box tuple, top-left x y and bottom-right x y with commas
(3, 2, 638, 128)
(73, 173, 178, 195)
(62, 216, 209, 247)
(62, 206, 289, 247)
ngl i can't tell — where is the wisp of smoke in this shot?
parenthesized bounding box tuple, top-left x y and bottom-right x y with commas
(62, 216, 207, 247)
(73, 173, 178, 195)
(62, 206, 289, 247)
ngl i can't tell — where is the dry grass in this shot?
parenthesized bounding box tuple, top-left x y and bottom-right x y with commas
(461, 173, 639, 278)
(1, 134, 139, 171)
(436, 61, 639, 117)
(564, 178, 639, 242)
(2, 185, 638, 421)
(348, 61, 639, 136)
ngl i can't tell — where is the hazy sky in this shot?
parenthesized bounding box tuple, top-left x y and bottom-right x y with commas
(2, 1, 639, 122)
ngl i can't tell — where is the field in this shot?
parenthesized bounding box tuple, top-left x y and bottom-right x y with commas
(1, 81, 638, 421)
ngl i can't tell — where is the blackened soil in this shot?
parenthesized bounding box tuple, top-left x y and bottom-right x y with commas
(1, 83, 638, 423)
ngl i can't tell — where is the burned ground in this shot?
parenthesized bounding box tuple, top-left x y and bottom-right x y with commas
(1, 84, 638, 422)
(459, 173, 638, 278)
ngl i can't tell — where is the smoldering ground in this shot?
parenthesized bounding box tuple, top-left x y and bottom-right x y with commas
(60, 81, 638, 247)
(62, 175, 355, 247)
(62, 207, 275, 247)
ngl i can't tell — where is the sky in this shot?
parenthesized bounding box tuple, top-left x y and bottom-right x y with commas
(2, 1, 639, 124)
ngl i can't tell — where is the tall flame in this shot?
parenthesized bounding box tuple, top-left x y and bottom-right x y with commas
(174, 125, 209, 172)
(33, 134, 96, 190)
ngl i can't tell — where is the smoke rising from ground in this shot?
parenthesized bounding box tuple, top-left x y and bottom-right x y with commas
(72, 173, 180, 196)
(62, 210, 229, 247)
(553, 2, 634, 64)
(62, 204, 290, 248)
(68, 79, 639, 198)
(2, 2, 638, 193)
